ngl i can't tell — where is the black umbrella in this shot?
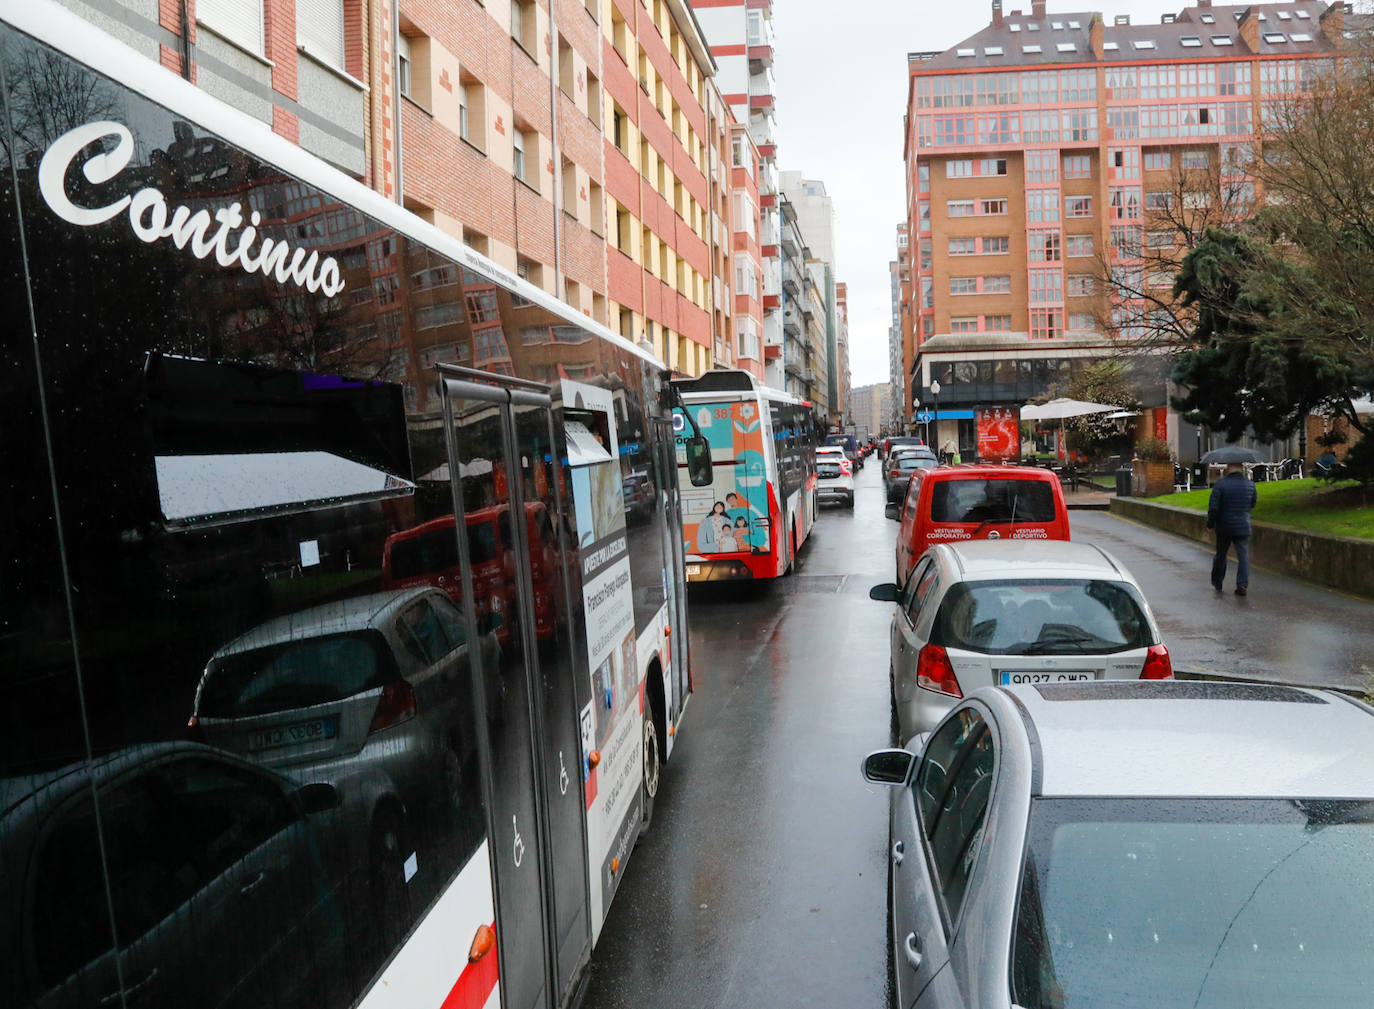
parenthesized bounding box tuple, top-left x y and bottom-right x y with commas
(1201, 445, 1263, 465)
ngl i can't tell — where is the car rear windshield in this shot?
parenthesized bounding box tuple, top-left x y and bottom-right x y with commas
(199, 631, 397, 717)
(930, 479, 1057, 524)
(389, 522, 499, 579)
(817, 460, 843, 476)
(932, 579, 1153, 654)
(1013, 797, 1374, 1009)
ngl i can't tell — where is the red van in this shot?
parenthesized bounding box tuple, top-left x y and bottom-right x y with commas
(382, 504, 560, 644)
(892, 465, 1070, 585)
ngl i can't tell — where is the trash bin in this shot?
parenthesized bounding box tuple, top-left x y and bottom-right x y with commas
(1191, 463, 1208, 488)
(1116, 465, 1133, 497)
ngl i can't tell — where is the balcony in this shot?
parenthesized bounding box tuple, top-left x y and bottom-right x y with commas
(749, 112, 777, 157)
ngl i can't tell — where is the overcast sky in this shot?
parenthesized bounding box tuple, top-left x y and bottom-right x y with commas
(769, 0, 1186, 391)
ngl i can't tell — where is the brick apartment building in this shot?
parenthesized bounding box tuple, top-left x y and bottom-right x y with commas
(903, 0, 1359, 459)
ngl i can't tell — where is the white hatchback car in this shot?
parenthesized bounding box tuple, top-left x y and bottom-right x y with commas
(815, 445, 854, 508)
(869, 540, 1171, 743)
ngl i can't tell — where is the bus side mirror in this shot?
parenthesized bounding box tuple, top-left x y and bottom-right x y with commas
(685, 436, 713, 487)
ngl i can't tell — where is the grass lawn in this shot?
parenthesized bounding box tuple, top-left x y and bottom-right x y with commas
(1146, 478, 1374, 539)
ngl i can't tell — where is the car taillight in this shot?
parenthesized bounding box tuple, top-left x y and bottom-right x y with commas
(186, 715, 205, 742)
(369, 680, 418, 734)
(1140, 643, 1174, 680)
(841, 460, 852, 476)
(889, 469, 900, 481)
(916, 644, 963, 697)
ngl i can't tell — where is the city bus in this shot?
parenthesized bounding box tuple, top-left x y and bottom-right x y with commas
(673, 370, 820, 580)
(0, 4, 712, 1009)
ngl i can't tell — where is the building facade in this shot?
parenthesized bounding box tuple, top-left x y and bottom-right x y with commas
(694, 0, 783, 381)
(730, 122, 767, 379)
(904, 0, 1353, 457)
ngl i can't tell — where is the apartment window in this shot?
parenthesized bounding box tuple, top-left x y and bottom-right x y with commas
(1182, 191, 1211, 209)
(948, 237, 976, 255)
(1062, 108, 1097, 142)
(1109, 147, 1140, 178)
(947, 200, 975, 217)
(1109, 186, 1141, 220)
(982, 236, 1009, 254)
(981, 198, 1008, 216)
(1026, 190, 1059, 222)
(612, 105, 629, 155)
(1068, 312, 1094, 330)
(1028, 230, 1061, 262)
(950, 277, 978, 295)
(298, 0, 345, 67)
(983, 275, 1011, 294)
(1030, 308, 1062, 340)
(466, 290, 499, 322)
(1144, 151, 1171, 171)
(513, 130, 528, 184)
(1026, 149, 1058, 184)
(977, 114, 1018, 145)
(1147, 270, 1175, 288)
(1181, 150, 1210, 169)
(459, 78, 486, 148)
(950, 317, 979, 332)
(979, 158, 1008, 176)
(1062, 154, 1091, 179)
(923, 317, 935, 336)
(1110, 225, 1142, 258)
(1065, 233, 1094, 257)
(946, 159, 974, 178)
(732, 135, 746, 168)
(1146, 230, 1174, 249)
(920, 238, 932, 270)
(1066, 274, 1094, 296)
(1145, 191, 1173, 210)
(511, 0, 536, 53)
(1060, 68, 1096, 102)
(198, 0, 264, 55)
(396, 33, 412, 98)
(1028, 269, 1062, 304)
(586, 71, 602, 128)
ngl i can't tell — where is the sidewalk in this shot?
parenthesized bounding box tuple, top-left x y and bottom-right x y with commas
(1063, 484, 1115, 510)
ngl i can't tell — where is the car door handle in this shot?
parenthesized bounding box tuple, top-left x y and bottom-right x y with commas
(239, 872, 266, 897)
(892, 840, 904, 865)
(904, 931, 924, 971)
(102, 969, 159, 1005)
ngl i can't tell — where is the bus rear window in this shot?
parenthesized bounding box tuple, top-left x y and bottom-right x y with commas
(930, 479, 1057, 524)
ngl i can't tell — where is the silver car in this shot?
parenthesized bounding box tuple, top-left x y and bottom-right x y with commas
(870, 541, 1171, 743)
(862, 681, 1374, 1009)
(192, 588, 497, 837)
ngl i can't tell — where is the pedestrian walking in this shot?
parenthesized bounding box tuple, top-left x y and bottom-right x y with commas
(1207, 462, 1258, 596)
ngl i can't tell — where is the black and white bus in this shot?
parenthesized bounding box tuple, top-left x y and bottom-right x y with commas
(0, 4, 712, 1008)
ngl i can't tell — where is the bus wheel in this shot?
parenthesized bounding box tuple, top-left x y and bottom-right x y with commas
(640, 712, 660, 832)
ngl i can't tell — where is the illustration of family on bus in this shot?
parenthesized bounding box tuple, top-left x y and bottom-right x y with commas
(696, 492, 763, 553)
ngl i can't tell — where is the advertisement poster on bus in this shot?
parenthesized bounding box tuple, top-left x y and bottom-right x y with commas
(562, 380, 642, 922)
(676, 401, 770, 556)
(976, 406, 1021, 463)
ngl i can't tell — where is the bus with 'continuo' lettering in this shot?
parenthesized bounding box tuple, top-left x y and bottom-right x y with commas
(0, 4, 715, 1009)
(673, 370, 820, 581)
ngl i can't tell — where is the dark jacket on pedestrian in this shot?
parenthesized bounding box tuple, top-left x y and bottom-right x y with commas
(1207, 471, 1257, 536)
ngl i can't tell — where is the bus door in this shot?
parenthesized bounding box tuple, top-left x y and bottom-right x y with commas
(651, 417, 690, 730)
(440, 373, 591, 1009)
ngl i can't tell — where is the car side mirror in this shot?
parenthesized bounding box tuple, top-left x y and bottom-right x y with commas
(684, 435, 713, 487)
(869, 582, 901, 602)
(885, 503, 900, 521)
(297, 781, 340, 814)
(862, 749, 915, 785)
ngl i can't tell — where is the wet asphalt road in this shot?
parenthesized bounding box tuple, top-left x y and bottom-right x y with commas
(580, 464, 1374, 1008)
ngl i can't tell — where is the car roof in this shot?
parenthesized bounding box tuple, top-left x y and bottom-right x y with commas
(817, 445, 845, 453)
(210, 587, 439, 657)
(996, 681, 1374, 798)
(935, 540, 1125, 581)
(925, 464, 1056, 481)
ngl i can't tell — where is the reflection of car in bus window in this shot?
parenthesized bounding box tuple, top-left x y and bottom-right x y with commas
(190, 588, 497, 888)
(0, 743, 371, 1009)
(382, 505, 559, 643)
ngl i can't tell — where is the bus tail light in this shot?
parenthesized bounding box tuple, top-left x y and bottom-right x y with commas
(369, 680, 418, 734)
(468, 924, 496, 963)
(916, 644, 963, 697)
(1140, 643, 1174, 680)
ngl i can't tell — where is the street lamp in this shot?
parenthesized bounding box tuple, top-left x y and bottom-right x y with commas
(930, 379, 941, 457)
(911, 394, 921, 439)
